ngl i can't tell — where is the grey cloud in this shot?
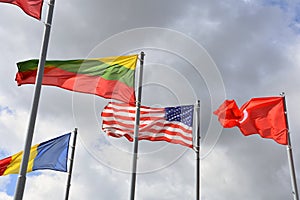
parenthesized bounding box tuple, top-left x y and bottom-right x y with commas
(0, 0, 300, 199)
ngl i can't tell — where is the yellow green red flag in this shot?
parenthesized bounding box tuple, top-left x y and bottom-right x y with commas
(15, 55, 138, 103)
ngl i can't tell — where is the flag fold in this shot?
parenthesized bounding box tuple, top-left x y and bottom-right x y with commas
(214, 97, 288, 145)
(101, 102, 194, 148)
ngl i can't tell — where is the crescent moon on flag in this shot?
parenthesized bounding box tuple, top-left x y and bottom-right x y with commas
(239, 110, 248, 123)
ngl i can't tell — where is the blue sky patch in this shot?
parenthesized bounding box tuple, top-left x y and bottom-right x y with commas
(262, 0, 289, 10)
(0, 105, 14, 115)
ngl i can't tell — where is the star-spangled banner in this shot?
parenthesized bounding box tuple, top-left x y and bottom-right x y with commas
(101, 102, 194, 148)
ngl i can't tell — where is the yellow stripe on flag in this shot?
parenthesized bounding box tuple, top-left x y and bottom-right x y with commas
(3, 144, 39, 175)
(95, 55, 138, 70)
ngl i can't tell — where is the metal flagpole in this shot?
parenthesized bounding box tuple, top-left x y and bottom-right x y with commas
(195, 100, 201, 200)
(14, 1, 56, 199)
(281, 93, 299, 200)
(129, 52, 145, 200)
(65, 128, 78, 200)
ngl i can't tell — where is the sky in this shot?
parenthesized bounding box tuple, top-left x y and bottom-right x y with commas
(0, 0, 300, 199)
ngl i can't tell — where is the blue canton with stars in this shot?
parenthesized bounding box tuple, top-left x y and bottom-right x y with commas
(164, 105, 194, 127)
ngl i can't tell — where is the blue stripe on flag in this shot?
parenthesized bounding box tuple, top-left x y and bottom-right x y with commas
(33, 133, 71, 172)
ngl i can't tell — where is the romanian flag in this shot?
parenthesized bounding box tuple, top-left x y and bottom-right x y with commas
(15, 55, 138, 103)
(0, 0, 43, 20)
(214, 97, 288, 145)
(0, 133, 71, 176)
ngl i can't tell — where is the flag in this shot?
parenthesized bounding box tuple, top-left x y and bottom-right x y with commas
(15, 55, 138, 103)
(213, 97, 288, 145)
(0, 0, 43, 20)
(101, 102, 194, 148)
(0, 133, 71, 176)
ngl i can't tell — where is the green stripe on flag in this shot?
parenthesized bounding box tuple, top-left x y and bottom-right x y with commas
(17, 58, 136, 87)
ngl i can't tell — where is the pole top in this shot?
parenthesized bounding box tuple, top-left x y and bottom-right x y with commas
(139, 52, 145, 62)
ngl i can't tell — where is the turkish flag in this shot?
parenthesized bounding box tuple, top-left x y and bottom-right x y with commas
(214, 97, 288, 145)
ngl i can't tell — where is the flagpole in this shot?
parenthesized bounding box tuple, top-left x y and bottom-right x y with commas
(14, 1, 55, 199)
(65, 128, 78, 200)
(195, 100, 201, 200)
(281, 93, 299, 200)
(129, 51, 145, 200)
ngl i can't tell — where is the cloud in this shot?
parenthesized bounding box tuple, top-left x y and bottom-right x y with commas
(0, 0, 300, 199)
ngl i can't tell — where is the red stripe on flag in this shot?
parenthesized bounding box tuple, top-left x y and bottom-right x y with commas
(16, 67, 135, 103)
(0, 156, 12, 176)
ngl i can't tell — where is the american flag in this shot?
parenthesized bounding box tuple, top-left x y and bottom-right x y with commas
(101, 102, 194, 148)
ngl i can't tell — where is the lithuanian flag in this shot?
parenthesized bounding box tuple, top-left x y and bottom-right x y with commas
(0, 133, 71, 176)
(15, 55, 138, 103)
